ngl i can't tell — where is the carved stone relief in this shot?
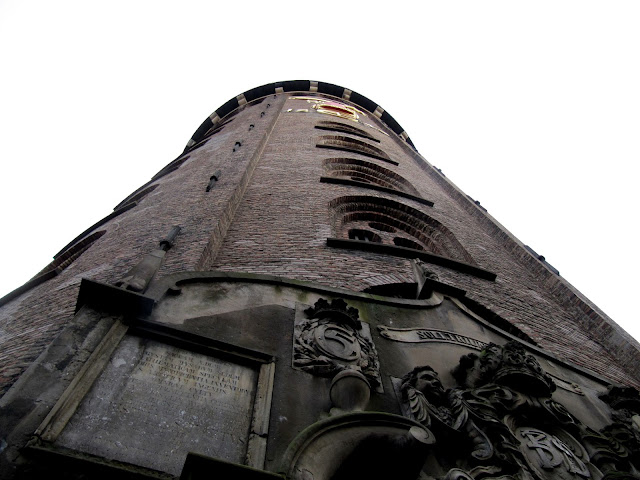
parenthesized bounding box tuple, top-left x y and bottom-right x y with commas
(379, 326, 488, 350)
(516, 427, 590, 480)
(598, 386, 640, 473)
(293, 298, 382, 392)
(453, 341, 556, 396)
(395, 341, 639, 480)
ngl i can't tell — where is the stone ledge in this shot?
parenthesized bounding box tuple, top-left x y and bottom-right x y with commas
(326, 238, 497, 281)
(75, 279, 154, 317)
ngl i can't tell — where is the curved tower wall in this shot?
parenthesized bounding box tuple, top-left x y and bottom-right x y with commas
(1, 81, 639, 479)
(1, 83, 636, 392)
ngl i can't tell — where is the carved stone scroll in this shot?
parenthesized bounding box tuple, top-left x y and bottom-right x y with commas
(378, 326, 488, 350)
(396, 341, 620, 480)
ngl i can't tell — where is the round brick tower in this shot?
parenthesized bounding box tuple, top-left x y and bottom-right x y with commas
(1, 81, 639, 479)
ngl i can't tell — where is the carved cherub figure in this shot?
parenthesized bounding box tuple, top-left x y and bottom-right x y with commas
(400, 366, 454, 428)
(400, 366, 493, 461)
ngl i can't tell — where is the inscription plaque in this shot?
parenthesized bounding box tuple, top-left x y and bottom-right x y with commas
(378, 326, 488, 350)
(56, 336, 258, 476)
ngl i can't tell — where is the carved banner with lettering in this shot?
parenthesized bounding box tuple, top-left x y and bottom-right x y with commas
(56, 336, 258, 476)
(378, 326, 488, 351)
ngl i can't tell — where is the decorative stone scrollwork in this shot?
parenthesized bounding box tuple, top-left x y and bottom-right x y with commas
(453, 341, 556, 396)
(598, 385, 640, 473)
(400, 366, 494, 461)
(396, 341, 640, 480)
(293, 298, 382, 391)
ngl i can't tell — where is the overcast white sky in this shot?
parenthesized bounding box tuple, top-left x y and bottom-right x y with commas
(0, 1, 638, 340)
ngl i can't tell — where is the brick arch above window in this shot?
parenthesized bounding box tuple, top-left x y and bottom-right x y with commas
(329, 196, 475, 265)
(348, 229, 381, 243)
(322, 158, 419, 196)
(316, 135, 395, 165)
(314, 120, 380, 142)
(114, 184, 158, 210)
(37, 230, 106, 277)
(150, 155, 191, 182)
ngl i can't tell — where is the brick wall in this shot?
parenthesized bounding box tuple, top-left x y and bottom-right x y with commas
(1, 88, 638, 397)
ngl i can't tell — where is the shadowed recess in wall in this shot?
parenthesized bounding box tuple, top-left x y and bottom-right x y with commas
(317, 135, 396, 165)
(114, 185, 158, 210)
(322, 158, 419, 196)
(329, 196, 475, 264)
(314, 120, 380, 142)
(38, 230, 106, 277)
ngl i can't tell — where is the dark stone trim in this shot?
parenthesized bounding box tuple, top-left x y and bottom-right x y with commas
(216, 97, 240, 121)
(420, 278, 466, 298)
(459, 295, 537, 344)
(53, 203, 137, 259)
(349, 91, 378, 114)
(326, 238, 497, 281)
(314, 124, 380, 142)
(131, 319, 273, 366)
(119, 181, 158, 210)
(22, 445, 168, 479)
(181, 453, 284, 479)
(192, 117, 213, 142)
(184, 136, 211, 154)
(380, 111, 402, 137)
(150, 155, 191, 182)
(75, 278, 154, 316)
(141, 270, 617, 385)
(113, 185, 158, 211)
(524, 245, 560, 275)
(114, 179, 157, 210)
(0, 269, 59, 307)
(145, 271, 444, 309)
(244, 85, 276, 102)
(320, 177, 434, 207)
(187, 80, 416, 152)
(277, 80, 311, 92)
(317, 82, 344, 98)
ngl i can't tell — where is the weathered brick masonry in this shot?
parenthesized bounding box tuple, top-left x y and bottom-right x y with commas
(1, 81, 638, 401)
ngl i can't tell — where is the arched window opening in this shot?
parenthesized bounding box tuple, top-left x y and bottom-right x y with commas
(115, 184, 158, 210)
(348, 229, 381, 243)
(329, 196, 474, 265)
(369, 222, 396, 233)
(38, 230, 106, 277)
(322, 158, 418, 196)
(342, 211, 441, 256)
(317, 136, 395, 164)
(315, 120, 379, 142)
(393, 237, 425, 251)
(204, 125, 225, 137)
(151, 155, 191, 181)
(187, 137, 210, 152)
